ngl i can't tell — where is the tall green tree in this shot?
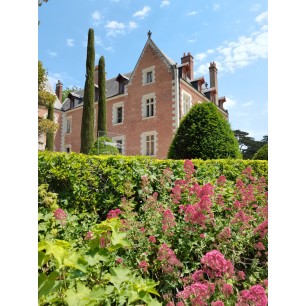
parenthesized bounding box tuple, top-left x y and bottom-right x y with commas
(97, 56, 107, 136)
(38, 60, 57, 151)
(80, 28, 95, 154)
(168, 102, 241, 160)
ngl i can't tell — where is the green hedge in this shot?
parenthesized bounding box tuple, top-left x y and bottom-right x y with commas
(38, 152, 268, 216)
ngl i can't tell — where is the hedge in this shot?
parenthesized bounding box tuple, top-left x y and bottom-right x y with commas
(38, 152, 268, 217)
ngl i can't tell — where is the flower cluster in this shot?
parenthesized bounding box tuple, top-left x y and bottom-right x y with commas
(84, 231, 94, 240)
(54, 208, 67, 225)
(237, 284, 268, 306)
(107, 208, 121, 219)
(157, 243, 182, 274)
(200, 250, 232, 279)
(162, 209, 176, 234)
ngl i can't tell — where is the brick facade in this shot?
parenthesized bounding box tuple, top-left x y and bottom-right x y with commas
(43, 37, 229, 159)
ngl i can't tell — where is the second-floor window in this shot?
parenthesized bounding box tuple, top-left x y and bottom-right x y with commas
(112, 102, 124, 125)
(142, 93, 156, 118)
(117, 106, 123, 123)
(146, 98, 154, 117)
(66, 119, 71, 134)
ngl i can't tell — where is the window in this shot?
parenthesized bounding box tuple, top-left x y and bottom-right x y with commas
(146, 98, 154, 117)
(142, 66, 155, 85)
(141, 131, 157, 156)
(142, 93, 156, 118)
(182, 91, 192, 117)
(66, 118, 71, 134)
(117, 107, 123, 123)
(66, 147, 70, 153)
(112, 102, 124, 125)
(119, 82, 125, 94)
(146, 71, 153, 83)
(112, 136, 125, 154)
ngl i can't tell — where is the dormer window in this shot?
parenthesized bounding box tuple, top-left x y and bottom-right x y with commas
(116, 73, 129, 95)
(119, 82, 125, 94)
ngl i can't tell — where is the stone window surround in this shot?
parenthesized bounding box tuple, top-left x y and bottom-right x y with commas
(181, 90, 192, 117)
(65, 116, 72, 134)
(112, 101, 124, 125)
(141, 130, 157, 156)
(142, 93, 156, 119)
(142, 65, 155, 86)
(112, 135, 125, 155)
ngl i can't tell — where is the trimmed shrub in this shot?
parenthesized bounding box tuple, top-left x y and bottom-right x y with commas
(38, 152, 267, 217)
(89, 136, 120, 155)
(253, 144, 268, 160)
(168, 102, 241, 160)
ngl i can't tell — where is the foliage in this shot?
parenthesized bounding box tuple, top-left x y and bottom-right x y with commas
(168, 103, 241, 160)
(38, 0, 49, 6)
(38, 160, 268, 305)
(233, 130, 268, 160)
(80, 28, 95, 154)
(97, 56, 107, 135)
(38, 60, 58, 149)
(38, 151, 267, 217)
(253, 144, 268, 160)
(62, 86, 82, 102)
(89, 136, 120, 156)
(45, 104, 55, 151)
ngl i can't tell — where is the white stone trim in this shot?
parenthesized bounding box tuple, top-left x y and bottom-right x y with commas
(112, 101, 124, 125)
(172, 67, 180, 133)
(142, 65, 155, 86)
(141, 93, 156, 118)
(140, 131, 157, 156)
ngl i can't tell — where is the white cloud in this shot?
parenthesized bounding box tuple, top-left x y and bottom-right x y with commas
(250, 3, 261, 12)
(133, 6, 151, 19)
(195, 63, 209, 76)
(194, 52, 207, 61)
(213, 4, 220, 11)
(66, 39, 74, 47)
(92, 10, 102, 26)
(255, 11, 268, 23)
(48, 50, 57, 57)
(105, 20, 125, 36)
(187, 11, 198, 16)
(160, 1, 170, 8)
(224, 97, 236, 109)
(128, 21, 138, 30)
(207, 49, 214, 54)
(188, 39, 196, 43)
(242, 101, 254, 107)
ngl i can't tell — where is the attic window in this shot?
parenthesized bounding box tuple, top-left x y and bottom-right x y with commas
(119, 82, 125, 94)
(146, 71, 153, 83)
(142, 66, 155, 86)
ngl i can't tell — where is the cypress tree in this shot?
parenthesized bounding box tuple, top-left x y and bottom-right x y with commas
(45, 104, 54, 150)
(97, 55, 107, 136)
(80, 28, 95, 154)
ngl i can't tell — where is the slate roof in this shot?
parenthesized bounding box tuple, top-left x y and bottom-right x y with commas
(61, 72, 132, 111)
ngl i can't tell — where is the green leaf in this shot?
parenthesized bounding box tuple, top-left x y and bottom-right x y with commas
(38, 271, 59, 300)
(65, 282, 92, 306)
(84, 248, 109, 266)
(109, 266, 131, 286)
(63, 251, 88, 273)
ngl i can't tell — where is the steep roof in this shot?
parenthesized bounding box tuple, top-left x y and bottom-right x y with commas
(61, 72, 132, 111)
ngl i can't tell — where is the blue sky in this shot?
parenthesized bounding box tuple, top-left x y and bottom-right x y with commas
(38, 0, 268, 141)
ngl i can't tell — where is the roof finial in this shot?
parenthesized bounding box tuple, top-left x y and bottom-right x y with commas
(147, 30, 152, 38)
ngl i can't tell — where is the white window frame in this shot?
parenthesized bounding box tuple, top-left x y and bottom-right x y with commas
(142, 66, 155, 86)
(142, 93, 156, 119)
(112, 135, 125, 155)
(141, 131, 157, 156)
(182, 91, 192, 117)
(112, 102, 124, 125)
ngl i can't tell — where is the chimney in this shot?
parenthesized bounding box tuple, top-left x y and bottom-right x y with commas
(55, 80, 63, 103)
(209, 62, 218, 104)
(181, 52, 194, 80)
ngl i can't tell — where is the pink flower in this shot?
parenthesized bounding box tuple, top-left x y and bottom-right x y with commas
(138, 260, 148, 273)
(115, 257, 123, 264)
(211, 301, 224, 306)
(157, 243, 182, 273)
(221, 283, 233, 297)
(237, 271, 246, 281)
(237, 285, 268, 306)
(200, 233, 205, 238)
(177, 282, 214, 302)
(217, 227, 231, 240)
(54, 208, 67, 221)
(107, 208, 121, 219)
(84, 231, 94, 240)
(140, 227, 145, 233)
(162, 209, 176, 233)
(255, 242, 266, 250)
(217, 175, 227, 186)
(100, 237, 106, 248)
(192, 270, 204, 282)
(148, 235, 157, 243)
(184, 159, 195, 179)
(200, 250, 230, 279)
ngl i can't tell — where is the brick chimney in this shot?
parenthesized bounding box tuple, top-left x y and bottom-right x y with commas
(181, 52, 194, 80)
(209, 62, 218, 104)
(55, 80, 63, 103)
